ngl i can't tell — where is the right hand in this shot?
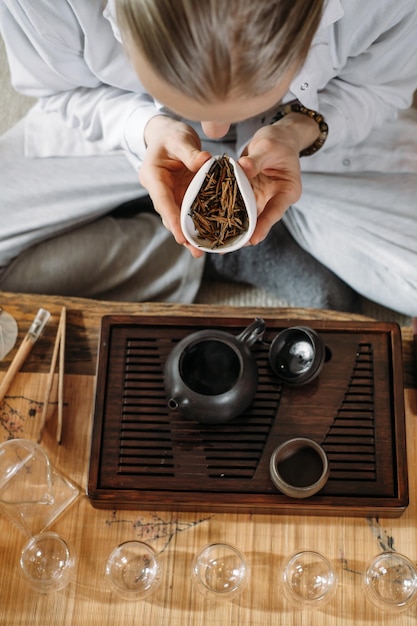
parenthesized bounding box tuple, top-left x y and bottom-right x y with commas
(238, 111, 320, 244)
(139, 115, 212, 257)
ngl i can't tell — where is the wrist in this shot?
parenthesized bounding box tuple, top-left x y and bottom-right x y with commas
(144, 114, 177, 147)
(271, 101, 328, 157)
(274, 112, 319, 154)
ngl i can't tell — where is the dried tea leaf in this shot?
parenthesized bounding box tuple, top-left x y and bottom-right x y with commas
(189, 155, 249, 248)
(0, 309, 18, 361)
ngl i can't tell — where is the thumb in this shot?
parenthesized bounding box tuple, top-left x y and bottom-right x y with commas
(181, 148, 212, 173)
(238, 152, 264, 179)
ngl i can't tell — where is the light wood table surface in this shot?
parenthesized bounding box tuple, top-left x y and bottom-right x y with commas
(0, 291, 416, 626)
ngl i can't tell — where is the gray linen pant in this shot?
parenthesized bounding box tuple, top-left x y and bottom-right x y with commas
(0, 119, 205, 302)
(285, 170, 417, 316)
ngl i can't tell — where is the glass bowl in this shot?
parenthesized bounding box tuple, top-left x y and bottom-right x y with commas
(105, 541, 161, 601)
(363, 551, 417, 612)
(281, 550, 337, 608)
(19, 531, 76, 593)
(191, 542, 249, 601)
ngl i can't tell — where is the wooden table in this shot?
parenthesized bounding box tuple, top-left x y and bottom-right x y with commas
(0, 291, 416, 626)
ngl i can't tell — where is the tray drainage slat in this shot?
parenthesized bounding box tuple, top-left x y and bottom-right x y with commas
(323, 342, 376, 483)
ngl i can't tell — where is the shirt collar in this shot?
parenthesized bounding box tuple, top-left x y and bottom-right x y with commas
(103, 0, 123, 43)
(318, 0, 344, 32)
(288, 0, 344, 108)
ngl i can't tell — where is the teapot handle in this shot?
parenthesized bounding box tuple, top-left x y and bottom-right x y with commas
(236, 317, 266, 347)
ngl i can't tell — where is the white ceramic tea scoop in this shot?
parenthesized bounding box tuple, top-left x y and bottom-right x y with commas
(0, 307, 18, 361)
(180, 155, 257, 253)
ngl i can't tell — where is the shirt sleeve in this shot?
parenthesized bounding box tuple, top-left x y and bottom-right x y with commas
(316, 1, 417, 150)
(0, 0, 161, 162)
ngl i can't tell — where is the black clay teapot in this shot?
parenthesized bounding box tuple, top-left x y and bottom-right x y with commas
(164, 318, 265, 424)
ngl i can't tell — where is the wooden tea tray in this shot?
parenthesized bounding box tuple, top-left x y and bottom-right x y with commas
(88, 315, 408, 517)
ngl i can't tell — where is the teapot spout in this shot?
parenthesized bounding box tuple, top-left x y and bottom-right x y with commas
(168, 397, 191, 412)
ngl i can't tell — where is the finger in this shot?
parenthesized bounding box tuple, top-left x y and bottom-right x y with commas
(161, 130, 212, 173)
(141, 178, 185, 243)
(183, 242, 206, 258)
(238, 154, 262, 179)
(238, 134, 282, 178)
(183, 149, 213, 173)
(249, 194, 290, 245)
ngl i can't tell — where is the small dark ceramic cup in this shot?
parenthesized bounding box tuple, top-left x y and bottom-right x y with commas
(269, 437, 329, 498)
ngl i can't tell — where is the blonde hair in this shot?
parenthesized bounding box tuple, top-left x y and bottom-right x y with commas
(116, 0, 324, 102)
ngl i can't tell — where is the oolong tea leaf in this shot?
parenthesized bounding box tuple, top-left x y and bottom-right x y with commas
(189, 155, 249, 248)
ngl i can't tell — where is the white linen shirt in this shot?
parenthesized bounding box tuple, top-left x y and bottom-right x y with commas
(1, 0, 417, 173)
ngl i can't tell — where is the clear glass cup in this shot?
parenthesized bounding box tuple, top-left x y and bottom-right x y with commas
(191, 543, 249, 602)
(281, 550, 338, 608)
(363, 551, 417, 613)
(105, 541, 162, 601)
(0, 439, 78, 537)
(19, 531, 76, 593)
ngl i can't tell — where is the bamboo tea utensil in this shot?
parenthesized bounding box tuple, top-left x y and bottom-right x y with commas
(38, 306, 66, 444)
(0, 308, 50, 403)
(181, 154, 257, 253)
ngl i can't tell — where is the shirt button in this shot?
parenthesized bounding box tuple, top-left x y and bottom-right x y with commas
(343, 158, 351, 166)
(300, 82, 309, 90)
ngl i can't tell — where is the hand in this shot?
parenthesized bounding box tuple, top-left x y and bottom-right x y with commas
(238, 112, 319, 244)
(139, 115, 212, 257)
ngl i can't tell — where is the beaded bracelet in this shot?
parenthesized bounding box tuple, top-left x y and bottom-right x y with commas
(270, 101, 328, 157)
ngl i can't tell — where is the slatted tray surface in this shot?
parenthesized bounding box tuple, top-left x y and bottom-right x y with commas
(88, 315, 408, 517)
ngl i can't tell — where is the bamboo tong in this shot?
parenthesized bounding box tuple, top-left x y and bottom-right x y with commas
(38, 306, 66, 444)
(0, 306, 66, 444)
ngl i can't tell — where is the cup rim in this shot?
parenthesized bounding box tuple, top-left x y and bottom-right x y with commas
(362, 551, 417, 612)
(192, 542, 249, 597)
(269, 437, 329, 498)
(281, 549, 338, 605)
(20, 531, 76, 592)
(105, 540, 161, 600)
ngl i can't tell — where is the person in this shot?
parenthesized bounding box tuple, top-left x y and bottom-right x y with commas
(1, 1, 417, 314)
